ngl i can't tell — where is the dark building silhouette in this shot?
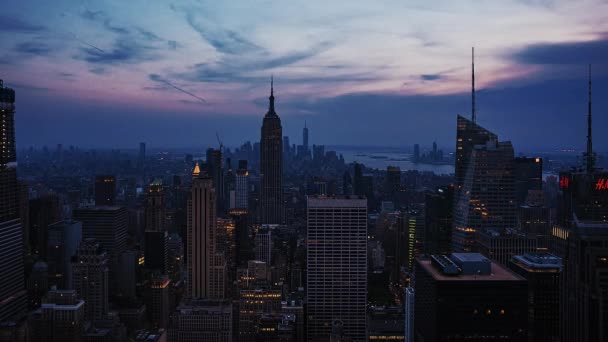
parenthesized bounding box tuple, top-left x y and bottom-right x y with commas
(28, 289, 85, 342)
(425, 185, 454, 255)
(0, 79, 27, 325)
(29, 194, 61, 259)
(556, 67, 608, 342)
(94, 175, 116, 206)
(514, 157, 542, 205)
(414, 253, 527, 341)
(303, 121, 309, 156)
(145, 180, 168, 272)
(509, 253, 562, 342)
(260, 78, 284, 224)
(206, 148, 225, 215)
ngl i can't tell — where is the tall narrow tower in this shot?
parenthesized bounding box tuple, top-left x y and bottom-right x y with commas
(260, 77, 284, 224)
(303, 121, 309, 155)
(0, 79, 26, 323)
(472, 47, 476, 124)
(584, 64, 595, 173)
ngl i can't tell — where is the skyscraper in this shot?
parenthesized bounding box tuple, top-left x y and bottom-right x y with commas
(307, 196, 367, 341)
(207, 148, 225, 215)
(254, 227, 272, 264)
(145, 179, 168, 272)
(557, 67, 608, 341)
(71, 239, 109, 321)
(46, 220, 82, 289)
(260, 78, 284, 224)
(73, 206, 128, 287)
(94, 175, 116, 206)
(235, 160, 249, 210)
(454, 115, 497, 191)
(139, 142, 146, 168)
(0, 79, 26, 324)
(28, 290, 85, 342)
(303, 121, 309, 156)
(187, 163, 225, 299)
(453, 135, 516, 252)
(414, 253, 527, 341)
(509, 253, 562, 342)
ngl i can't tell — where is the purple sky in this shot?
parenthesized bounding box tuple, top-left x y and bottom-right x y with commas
(2, 1, 608, 152)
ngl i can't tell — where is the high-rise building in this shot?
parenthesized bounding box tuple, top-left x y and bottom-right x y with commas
(555, 68, 608, 341)
(167, 300, 232, 342)
(94, 175, 116, 206)
(303, 121, 309, 156)
(414, 253, 527, 341)
(73, 206, 127, 290)
(453, 135, 516, 252)
(454, 115, 497, 191)
(46, 220, 82, 289)
(509, 253, 562, 342)
(149, 275, 172, 329)
(145, 180, 168, 272)
(29, 194, 61, 259)
(385, 166, 401, 201)
(260, 78, 284, 224)
(405, 287, 414, 342)
(424, 186, 454, 255)
(0, 79, 27, 324)
(235, 160, 249, 210)
(237, 287, 282, 340)
(71, 239, 109, 321)
(207, 148, 225, 215)
(476, 228, 538, 266)
(28, 290, 85, 342)
(514, 157, 543, 205)
(307, 196, 367, 341)
(254, 228, 272, 264)
(187, 164, 225, 299)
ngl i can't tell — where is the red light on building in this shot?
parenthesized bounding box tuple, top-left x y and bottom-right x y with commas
(560, 177, 570, 189)
(596, 178, 608, 191)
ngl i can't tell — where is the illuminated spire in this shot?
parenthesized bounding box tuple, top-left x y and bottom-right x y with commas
(585, 64, 595, 173)
(192, 162, 201, 177)
(472, 47, 476, 124)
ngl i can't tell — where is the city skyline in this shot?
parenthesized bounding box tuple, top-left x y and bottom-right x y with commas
(2, 1, 608, 150)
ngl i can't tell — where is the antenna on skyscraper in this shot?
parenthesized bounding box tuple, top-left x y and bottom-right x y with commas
(585, 64, 594, 173)
(216, 132, 224, 152)
(472, 47, 476, 124)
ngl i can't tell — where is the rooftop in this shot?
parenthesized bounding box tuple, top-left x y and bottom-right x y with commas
(307, 195, 367, 208)
(418, 258, 523, 282)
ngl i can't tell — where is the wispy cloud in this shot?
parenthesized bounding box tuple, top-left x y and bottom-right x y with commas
(0, 15, 45, 33)
(184, 11, 261, 54)
(14, 41, 55, 56)
(79, 38, 159, 64)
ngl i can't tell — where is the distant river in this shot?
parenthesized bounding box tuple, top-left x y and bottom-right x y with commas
(330, 146, 455, 175)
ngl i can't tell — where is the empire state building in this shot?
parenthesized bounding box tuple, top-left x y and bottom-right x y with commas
(260, 78, 284, 224)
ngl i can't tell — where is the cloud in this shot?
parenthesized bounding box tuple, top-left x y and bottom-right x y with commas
(512, 38, 608, 65)
(421, 74, 442, 81)
(184, 12, 261, 54)
(79, 38, 158, 64)
(14, 41, 54, 56)
(137, 28, 162, 42)
(0, 16, 45, 33)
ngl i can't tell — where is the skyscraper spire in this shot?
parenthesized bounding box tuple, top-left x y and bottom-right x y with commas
(472, 47, 476, 124)
(585, 64, 594, 173)
(268, 75, 276, 115)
